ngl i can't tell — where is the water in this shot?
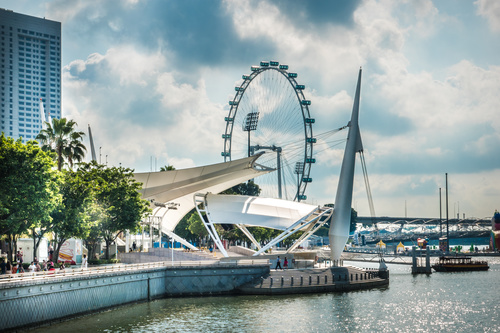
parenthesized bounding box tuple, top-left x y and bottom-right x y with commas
(33, 258, 500, 333)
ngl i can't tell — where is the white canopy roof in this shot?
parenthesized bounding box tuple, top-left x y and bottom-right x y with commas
(204, 193, 319, 230)
(133, 153, 273, 233)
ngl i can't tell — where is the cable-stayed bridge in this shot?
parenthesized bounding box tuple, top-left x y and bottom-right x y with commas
(356, 216, 492, 244)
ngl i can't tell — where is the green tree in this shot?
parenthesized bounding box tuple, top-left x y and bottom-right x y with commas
(36, 117, 86, 171)
(80, 162, 151, 259)
(0, 133, 61, 262)
(159, 165, 175, 171)
(315, 205, 358, 236)
(221, 180, 261, 196)
(174, 209, 197, 243)
(187, 212, 208, 247)
(50, 169, 94, 262)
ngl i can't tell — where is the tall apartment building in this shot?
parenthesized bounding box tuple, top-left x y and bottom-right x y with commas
(0, 8, 61, 142)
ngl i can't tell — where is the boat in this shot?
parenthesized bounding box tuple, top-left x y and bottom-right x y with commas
(432, 256, 489, 272)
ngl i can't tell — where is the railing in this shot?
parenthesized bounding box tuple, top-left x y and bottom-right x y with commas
(0, 259, 270, 285)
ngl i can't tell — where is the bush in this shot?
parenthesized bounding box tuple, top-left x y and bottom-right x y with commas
(88, 258, 120, 265)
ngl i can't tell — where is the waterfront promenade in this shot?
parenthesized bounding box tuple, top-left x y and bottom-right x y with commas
(0, 260, 269, 331)
(0, 256, 389, 331)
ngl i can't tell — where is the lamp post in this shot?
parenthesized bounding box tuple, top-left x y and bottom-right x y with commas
(295, 162, 304, 201)
(243, 111, 259, 157)
(152, 200, 179, 264)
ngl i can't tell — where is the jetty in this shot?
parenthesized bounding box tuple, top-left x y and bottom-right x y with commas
(239, 266, 388, 295)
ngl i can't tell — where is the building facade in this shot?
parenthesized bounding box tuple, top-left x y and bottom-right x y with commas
(0, 8, 61, 142)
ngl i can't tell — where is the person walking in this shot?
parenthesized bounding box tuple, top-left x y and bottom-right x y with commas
(16, 250, 23, 265)
(0, 258, 6, 274)
(284, 257, 289, 270)
(81, 254, 88, 270)
(6, 261, 12, 274)
(275, 256, 282, 270)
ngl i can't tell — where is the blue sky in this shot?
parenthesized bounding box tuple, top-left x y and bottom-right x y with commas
(3, 0, 500, 218)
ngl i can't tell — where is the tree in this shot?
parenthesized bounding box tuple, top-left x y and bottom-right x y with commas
(50, 169, 94, 262)
(187, 212, 208, 247)
(36, 117, 86, 171)
(221, 180, 261, 196)
(80, 162, 151, 259)
(0, 133, 61, 262)
(160, 165, 175, 171)
(315, 204, 358, 236)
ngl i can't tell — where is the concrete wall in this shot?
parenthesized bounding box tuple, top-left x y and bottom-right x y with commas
(0, 264, 269, 331)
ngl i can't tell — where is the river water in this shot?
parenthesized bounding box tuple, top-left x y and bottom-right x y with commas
(33, 257, 499, 333)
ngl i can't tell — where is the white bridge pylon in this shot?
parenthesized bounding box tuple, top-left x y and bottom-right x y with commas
(194, 193, 333, 257)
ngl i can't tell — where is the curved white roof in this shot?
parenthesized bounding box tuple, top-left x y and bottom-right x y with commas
(133, 153, 273, 233)
(204, 193, 318, 230)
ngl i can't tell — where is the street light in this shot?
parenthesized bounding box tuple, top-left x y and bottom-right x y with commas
(243, 111, 259, 157)
(295, 162, 304, 201)
(150, 200, 179, 263)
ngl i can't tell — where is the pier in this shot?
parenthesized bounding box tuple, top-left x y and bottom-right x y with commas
(239, 266, 388, 295)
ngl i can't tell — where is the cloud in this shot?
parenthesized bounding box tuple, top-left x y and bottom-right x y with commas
(475, 0, 500, 32)
(63, 45, 224, 171)
(8, 0, 492, 217)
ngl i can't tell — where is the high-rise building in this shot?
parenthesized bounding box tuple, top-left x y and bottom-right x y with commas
(0, 8, 61, 142)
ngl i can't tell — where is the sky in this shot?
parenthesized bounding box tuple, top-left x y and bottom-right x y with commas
(2, 0, 500, 219)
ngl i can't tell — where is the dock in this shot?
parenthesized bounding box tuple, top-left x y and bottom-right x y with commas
(238, 266, 389, 295)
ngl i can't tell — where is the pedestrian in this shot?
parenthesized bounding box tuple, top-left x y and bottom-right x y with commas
(6, 261, 12, 274)
(275, 256, 282, 270)
(16, 250, 23, 264)
(132, 242, 136, 251)
(81, 254, 88, 269)
(28, 261, 36, 272)
(48, 245, 54, 261)
(284, 257, 288, 270)
(0, 258, 6, 274)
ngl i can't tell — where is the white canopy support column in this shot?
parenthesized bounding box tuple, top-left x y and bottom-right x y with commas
(163, 230, 198, 251)
(254, 206, 332, 256)
(235, 224, 262, 250)
(194, 193, 229, 257)
(286, 206, 333, 253)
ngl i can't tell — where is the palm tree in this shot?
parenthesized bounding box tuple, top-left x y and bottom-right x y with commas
(64, 131, 87, 169)
(36, 118, 86, 170)
(160, 165, 176, 171)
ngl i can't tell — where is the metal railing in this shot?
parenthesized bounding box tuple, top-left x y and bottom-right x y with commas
(0, 259, 270, 285)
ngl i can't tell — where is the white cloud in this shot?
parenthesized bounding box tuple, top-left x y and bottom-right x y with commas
(475, 0, 500, 32)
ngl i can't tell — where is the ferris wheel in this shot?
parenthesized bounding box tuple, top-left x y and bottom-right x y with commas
(222, 61, 316, 201)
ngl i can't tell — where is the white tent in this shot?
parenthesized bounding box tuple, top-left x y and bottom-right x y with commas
(133, 153, 273, 250)
(195, 193, 333, 256)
